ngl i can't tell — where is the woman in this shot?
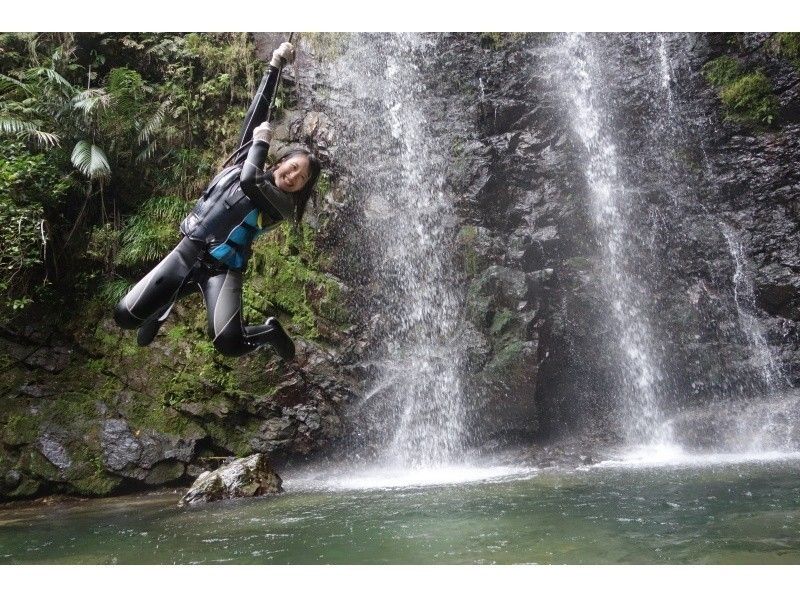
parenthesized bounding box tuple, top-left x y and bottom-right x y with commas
(113, 42, 321, 360)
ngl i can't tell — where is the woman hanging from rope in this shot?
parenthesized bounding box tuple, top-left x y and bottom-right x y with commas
(113, 40, 321, 360)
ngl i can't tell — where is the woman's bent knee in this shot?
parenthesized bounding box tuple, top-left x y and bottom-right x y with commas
(113, 297, 142, 329)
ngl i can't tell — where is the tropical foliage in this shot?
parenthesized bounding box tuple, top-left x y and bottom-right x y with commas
(0, 33, 262, 322)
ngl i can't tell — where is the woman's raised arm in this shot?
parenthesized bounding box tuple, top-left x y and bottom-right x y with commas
(233, 42, 296, 162)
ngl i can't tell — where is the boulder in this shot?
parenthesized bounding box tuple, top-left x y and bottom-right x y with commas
(179, 454, 282, 506)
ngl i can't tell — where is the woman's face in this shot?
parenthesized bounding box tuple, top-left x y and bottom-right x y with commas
(274, 155, 311, 193)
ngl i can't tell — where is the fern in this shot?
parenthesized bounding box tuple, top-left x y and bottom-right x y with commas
(116, 195, 190, 266)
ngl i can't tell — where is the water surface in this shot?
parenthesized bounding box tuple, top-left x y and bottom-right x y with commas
(2, 459, 799, 564)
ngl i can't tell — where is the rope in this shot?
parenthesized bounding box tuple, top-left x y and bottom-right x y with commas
(221, 33, 296, 169)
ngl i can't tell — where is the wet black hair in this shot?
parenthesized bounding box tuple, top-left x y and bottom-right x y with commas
(270, 148, 322, 224)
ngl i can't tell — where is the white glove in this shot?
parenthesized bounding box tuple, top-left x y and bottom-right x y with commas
(270, 42, 295, 68)
(252, 121, 273, 143)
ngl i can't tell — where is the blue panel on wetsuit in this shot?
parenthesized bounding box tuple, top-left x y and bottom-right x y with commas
(210, 208, 264, 269)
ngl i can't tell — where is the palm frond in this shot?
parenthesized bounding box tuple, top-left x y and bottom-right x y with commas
(0, 116, 34, 135)
(0, 116, 59, 147)
(71, 139, 111, 180)
(137, 100, 167, 144)
(29, 66, 75, 96)
(0, 73, 33, 96)
(29, 130, 60, 147)
(72, 88, 111, 115)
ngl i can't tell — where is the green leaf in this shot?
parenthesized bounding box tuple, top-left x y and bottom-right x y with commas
(0, 117, 59, 147)
(72, 88, 111, 116)
(28, 66, 75, 97)
(137, 101, 167, 144)
(71, 139, 111, 180)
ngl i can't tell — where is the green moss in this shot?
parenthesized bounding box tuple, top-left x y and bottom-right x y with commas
(25, 449, 59, 480)
(490, 308, 516, 336)
(3, 413, 41, 446)
(315, 172, 332, 198)
(8, 478, 40, 498)
(70, 471, 121, 496)
(203, 419, 255, 456)
(124, 400, 203, 438)
(703, 56, 743, 87)
(486, 340, 528, 376)
(245, 222, 348, 339)
(479, 33, 506, 49)
(720, 72, 779, 126)
(771, 32, 800, 68)
(704, 57, 778, 126)
(40, 393, 100, 428)
(458, 226, 484, 278)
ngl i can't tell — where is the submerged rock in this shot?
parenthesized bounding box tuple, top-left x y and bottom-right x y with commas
(179, 454, 282, 506)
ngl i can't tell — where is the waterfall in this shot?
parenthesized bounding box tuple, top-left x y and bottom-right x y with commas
(552, 32, 798, 458)
(721, 225, 786, 391)
(320, 34, 468, 467)
(556, 33, 673, 449)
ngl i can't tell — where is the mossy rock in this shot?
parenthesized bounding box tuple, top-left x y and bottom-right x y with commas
(704, 56, 779, 126)
(23, 448, 61, 481)
(203, 418, 264, 457)
(489, 308, 517, 336)
(2, 412, 41, 446)
(719, 72, 778, 126)
(144, 460, 186, 486)
(123, 400, 205, 439)
(70, 471, 122, 496)
(484, 339, 539, 391)
(8, 477, 41, 499)
(771, 32, 800, 68)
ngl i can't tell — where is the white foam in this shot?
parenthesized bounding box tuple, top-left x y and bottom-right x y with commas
(283, 464, 538, 492)
(593, 445, 800, 469)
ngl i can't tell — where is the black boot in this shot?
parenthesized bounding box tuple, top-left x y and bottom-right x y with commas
(262, 317, 295, 360)
(136, 304, 172, 347)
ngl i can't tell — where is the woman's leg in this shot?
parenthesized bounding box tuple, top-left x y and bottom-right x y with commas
(135, 269, 203, 346)
(200, 267, 295, 359)
(113, 236, 204, 329)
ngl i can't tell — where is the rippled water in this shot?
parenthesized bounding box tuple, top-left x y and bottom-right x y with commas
(2, 459, 799, 564)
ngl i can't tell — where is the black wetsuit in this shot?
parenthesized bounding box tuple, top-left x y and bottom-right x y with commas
(113, 65, 295, 358)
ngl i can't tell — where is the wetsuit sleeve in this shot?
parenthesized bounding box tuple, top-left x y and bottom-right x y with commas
(234, 65, 281, 158)
(240, 139, 296, 221)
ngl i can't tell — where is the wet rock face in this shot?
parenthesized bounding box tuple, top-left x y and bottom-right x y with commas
(100, 419, 192, 483)
(297, 32, 799, 444)
(179, 453, 282, 506)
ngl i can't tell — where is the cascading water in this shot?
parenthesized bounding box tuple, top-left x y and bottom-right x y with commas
(650, 35, 798, 453)
(721, 224, 786, 391)
(301, 34, 471, 474)
(553, 32, 798, 459)
(556, 33, 673, 449)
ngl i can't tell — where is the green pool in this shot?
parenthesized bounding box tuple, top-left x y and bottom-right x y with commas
(1, 458, 799, 564)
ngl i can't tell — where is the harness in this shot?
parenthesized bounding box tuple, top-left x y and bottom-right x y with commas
(180, 166, 282, 270)
(180, 32, 296, 271)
